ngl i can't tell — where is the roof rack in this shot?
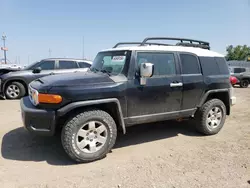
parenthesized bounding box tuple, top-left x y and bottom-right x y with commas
(141, 37, 210, 50)
(113, 42, 169, 48)
(113, 37, 210, 50)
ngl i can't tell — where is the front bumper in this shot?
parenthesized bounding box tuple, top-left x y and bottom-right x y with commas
(20, 96, 56, 136)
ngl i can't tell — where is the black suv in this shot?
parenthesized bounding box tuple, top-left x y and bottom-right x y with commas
(0, 58, 92, 99)
(229, 66, 250, 88)
(20, 37, 236, 163)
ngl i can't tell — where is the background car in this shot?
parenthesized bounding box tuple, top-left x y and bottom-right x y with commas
(229, 66, 250, 88)
(0, 58, 92, 99)
(0, 64, 23, 76)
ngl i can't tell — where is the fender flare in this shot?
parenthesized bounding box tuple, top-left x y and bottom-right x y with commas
(198, 89, 230, 107)
(57, 98, 126, 134)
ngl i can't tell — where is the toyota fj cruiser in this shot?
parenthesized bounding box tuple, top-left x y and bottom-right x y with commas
(20, 37, 236, 163)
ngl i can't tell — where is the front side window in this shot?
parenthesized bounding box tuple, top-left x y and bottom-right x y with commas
(180, 54, 200, 74)
(90, 50, 130, 75)
(38, 61, 55, 70)
(59, 61, 78, 69)
(78, 62, 91, 68)
(137, 52, 176, 76)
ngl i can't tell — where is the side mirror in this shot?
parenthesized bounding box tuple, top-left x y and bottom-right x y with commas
(140, 63, 154, 85)
(32, 67, 42, 73)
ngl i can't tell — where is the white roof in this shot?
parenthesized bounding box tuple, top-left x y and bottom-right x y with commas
(101, 45, 224, 57)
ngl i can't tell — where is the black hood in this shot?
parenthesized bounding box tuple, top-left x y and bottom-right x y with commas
(36, 71, 114, 87)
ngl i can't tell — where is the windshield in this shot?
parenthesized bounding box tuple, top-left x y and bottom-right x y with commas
(23, 61, 39, 70)
(90, 50, 130, 75)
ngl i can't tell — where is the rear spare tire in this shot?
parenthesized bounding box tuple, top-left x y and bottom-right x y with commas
(61, 109, 117, 163)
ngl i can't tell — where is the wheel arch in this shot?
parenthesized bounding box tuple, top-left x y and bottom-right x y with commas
(241, 77, 250, 82)
(57, 98, 126, 134)
(198, 89, 230, 115)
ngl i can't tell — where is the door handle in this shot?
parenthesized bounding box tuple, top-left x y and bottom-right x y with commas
(170, 82, 183, 87)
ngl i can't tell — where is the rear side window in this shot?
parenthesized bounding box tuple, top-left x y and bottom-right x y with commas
(38, 61, 55, 70)
(59, 61, 78, 69)
(199, 57, 220, 75)
(78, 62, 91, 68)
(137, 52, 176, 76)
(180, 54, 200, 74)
(234, 68, 246, 73)
(215, 57, 230, 74)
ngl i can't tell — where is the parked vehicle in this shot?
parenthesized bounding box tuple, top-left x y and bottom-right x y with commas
(229, 66, 250, 88)
(0, 64, 23, 76)
(0, 58, 92, 99)
(20, 37, 236, 163)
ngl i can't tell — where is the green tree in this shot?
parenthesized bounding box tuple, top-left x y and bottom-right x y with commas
(226, 45, 250, 61)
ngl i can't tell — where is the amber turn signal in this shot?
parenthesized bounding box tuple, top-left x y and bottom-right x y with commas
(38, 93, 62, 104)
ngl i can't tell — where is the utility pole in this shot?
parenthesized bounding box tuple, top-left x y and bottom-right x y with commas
(49, 48, 52, 57)
(1, 33, 7, 64)
(82, 36, 85, 59)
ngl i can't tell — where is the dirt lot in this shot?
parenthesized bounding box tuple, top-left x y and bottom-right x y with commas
(0, 88, 250, 188)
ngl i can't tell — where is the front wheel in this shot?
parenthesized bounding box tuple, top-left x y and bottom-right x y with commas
(5, 81, 26, 99)
(194, 99, 226, 135)
(61, 109, 117, 163)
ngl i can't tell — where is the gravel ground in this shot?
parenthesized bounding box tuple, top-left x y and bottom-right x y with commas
(0, 88, 250, 188)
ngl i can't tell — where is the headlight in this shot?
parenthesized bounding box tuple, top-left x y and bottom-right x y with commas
(29, 85, 39, 106)
(28, 84, 62, 105)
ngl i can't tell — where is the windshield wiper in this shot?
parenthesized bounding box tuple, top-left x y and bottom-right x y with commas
(100, 69, 112, 76)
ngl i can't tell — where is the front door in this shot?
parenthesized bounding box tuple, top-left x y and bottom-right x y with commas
(29, 60, 56, 82)
(125, 51, 183, 125)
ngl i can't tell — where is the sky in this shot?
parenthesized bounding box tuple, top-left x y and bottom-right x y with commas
(1, 0, 250, 65)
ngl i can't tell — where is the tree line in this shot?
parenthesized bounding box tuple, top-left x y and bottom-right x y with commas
(226, 45, 250, 61)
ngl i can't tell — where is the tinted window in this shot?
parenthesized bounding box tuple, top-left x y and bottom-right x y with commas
(234, 68, 246, 73)
(199, 57, 220, 75)
(215, 57, 230, 74)
(180, 54, 200, 74)
(38, 61, 55, 70)
(59, 61, 78, 69)
(78, 62, 91, 68)
(137, 52, 176, 76)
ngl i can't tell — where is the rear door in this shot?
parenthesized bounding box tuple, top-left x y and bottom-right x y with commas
(179, 53, 204, 113)
(57, 60, 79, 73)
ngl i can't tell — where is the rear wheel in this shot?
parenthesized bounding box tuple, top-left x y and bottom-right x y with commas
(5, 82, 26, 99)
(240, 79, 249, 88)
(194, 99, 226, 135)
(61, 109, 117, 163)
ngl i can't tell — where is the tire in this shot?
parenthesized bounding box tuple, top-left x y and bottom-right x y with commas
(5, 81, 26, 99)
(61, 109, 117, 163)
(194, 99, 226, 135)
(240, 79, 249, 88)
